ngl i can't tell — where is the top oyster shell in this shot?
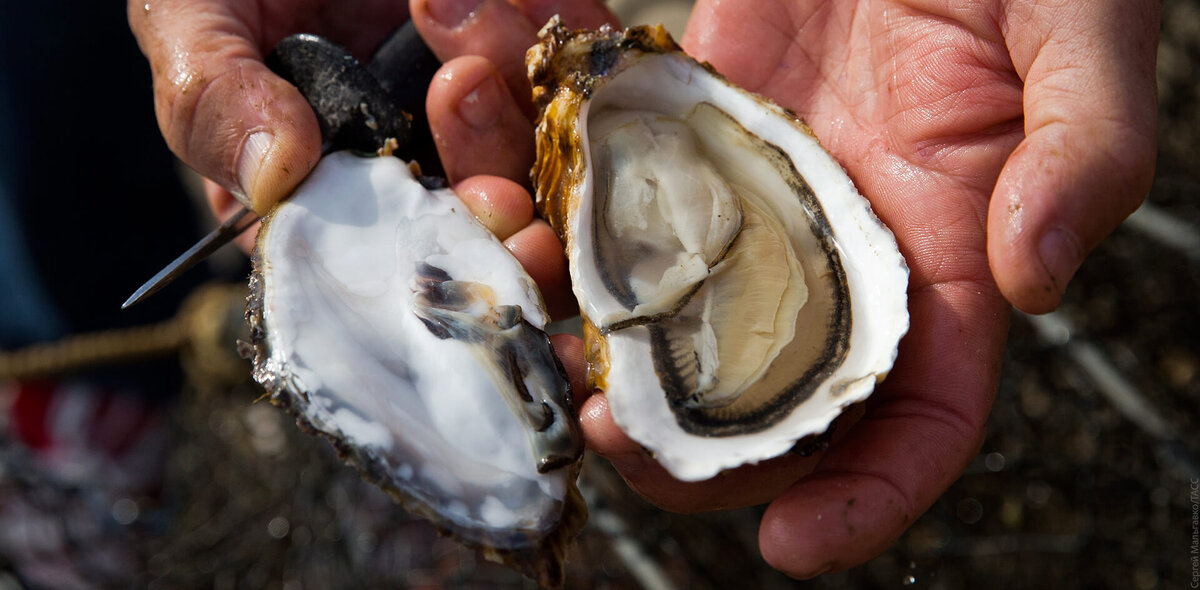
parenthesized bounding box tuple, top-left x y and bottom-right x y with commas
(528, 20, 910, 481)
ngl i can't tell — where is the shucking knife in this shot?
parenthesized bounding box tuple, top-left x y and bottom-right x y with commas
(122, 21, 441, 309)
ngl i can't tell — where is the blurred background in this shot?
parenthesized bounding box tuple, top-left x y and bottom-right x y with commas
(0, 1, 1196, 589)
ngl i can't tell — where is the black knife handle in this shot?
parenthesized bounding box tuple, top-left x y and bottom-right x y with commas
(264, 21, 443, 175)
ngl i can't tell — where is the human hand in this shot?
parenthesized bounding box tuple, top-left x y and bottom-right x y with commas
(578, 0, 1159, 578)
(130, 0, 1160, 580)
(126, 0, 611, 275)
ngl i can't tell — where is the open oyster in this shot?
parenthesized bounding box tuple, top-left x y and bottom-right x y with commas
(529, 21, 910, 481)
(244, 152, 584, 585)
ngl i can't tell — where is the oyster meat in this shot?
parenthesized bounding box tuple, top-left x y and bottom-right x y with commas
(245, 152, 584, 585)
(529, 21, 910, 481)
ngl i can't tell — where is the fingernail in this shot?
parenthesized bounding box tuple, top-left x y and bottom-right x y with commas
(236, 130, 273, 209)
(458, 72, 503, 130)
(1037, 227, 1083, 293)
(427, 0, 484, 29)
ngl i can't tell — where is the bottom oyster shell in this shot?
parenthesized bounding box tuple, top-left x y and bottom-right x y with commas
(244, 152, 584, 586)
(529, 21, 910, 481)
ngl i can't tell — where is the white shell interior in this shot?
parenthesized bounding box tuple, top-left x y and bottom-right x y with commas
(257, 153, 568, 539)
(565, 55, 910, 482)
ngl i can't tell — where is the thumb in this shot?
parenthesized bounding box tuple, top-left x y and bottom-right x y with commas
(988, 0, 1159, 314)
(128, 1, 321, 214)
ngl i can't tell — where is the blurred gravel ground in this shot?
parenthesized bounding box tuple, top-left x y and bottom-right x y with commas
(2, 1, 1197, 589)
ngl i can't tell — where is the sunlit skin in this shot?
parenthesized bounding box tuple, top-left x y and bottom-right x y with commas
(129, 0, 1158, 579)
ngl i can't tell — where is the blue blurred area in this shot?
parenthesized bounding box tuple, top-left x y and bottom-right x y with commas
(0, 3, 225, 356)
(0, 69, 67, 345)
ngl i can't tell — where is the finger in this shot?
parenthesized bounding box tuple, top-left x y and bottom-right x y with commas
(549, 334, 587, 406)
(428, 57, 535, 183)
(128, 1, 322, 214)
(452, 175, 535, 239)
(411, 0, 616, 115)
(503, 220, 575, 321)
(758, 283, 1008, 578)
(580, 392, 860, 513)
(987, 0, 1159, 314)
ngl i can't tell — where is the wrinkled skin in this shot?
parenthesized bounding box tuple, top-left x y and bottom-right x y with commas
(650, 0, 1158, 577)
(127, 0, 611, 303)
(129, 0, 1158, 580)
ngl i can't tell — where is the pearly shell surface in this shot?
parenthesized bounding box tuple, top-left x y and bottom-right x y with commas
(529, 20, 910, 482)
(245, 152, 584, 586)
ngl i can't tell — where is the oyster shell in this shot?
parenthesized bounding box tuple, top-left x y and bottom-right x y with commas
(529, 21, 910, 481)
(244, 152, 584, 585)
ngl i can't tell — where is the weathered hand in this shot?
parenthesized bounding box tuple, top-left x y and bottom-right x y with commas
(579, 0, 1158, 578)
(127, 0, 611, 316)
(129, 0, 404, 214)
